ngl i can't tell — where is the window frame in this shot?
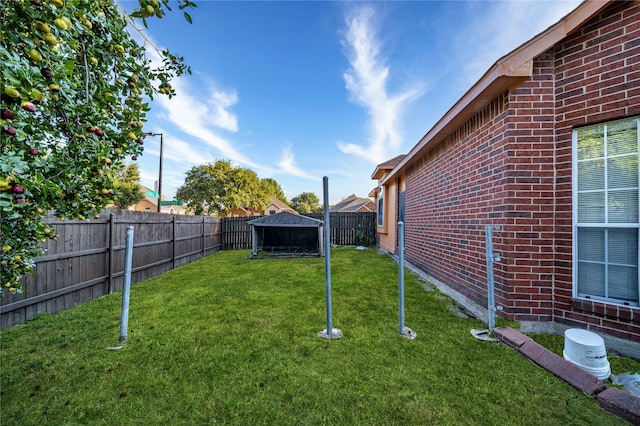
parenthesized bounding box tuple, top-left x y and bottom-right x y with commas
(377, 186, 384, 227)
(572, 117, 640, 307)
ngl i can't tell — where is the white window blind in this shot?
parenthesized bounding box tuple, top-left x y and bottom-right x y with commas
(574, 117, 639, 306)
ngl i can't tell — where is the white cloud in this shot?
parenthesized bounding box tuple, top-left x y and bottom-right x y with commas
(163, 134, 216, 165)
(202, 76, 239, 132)
(277, 146, 320, 181)
(127, 29, 261, 171)
(154, 77, 258, 167)
(339, 5, 425, 164)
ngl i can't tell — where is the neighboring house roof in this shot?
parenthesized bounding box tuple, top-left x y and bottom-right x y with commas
(247, 211, 322, 227)
(380, 0, 613, 185)
(132, 185, 187, 214)
(226, 206, 250, 216)
(265, 196, 296, 213)
(330, 194, 375, 213)
(140, 184, 161, 207)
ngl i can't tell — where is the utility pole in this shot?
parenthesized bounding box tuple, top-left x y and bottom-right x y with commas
(144, 132, 164, 213)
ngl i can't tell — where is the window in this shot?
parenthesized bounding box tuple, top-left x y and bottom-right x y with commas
(573, 117, 639, 306)
(377, 186, 384, 226)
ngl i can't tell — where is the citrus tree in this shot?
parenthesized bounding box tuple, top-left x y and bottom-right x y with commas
(0, 0, 196, 296)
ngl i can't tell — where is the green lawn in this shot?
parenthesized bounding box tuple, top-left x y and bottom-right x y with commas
(1, 248, 637, 425)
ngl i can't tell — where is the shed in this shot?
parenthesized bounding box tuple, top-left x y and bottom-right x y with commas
(247, 212, 324, 258)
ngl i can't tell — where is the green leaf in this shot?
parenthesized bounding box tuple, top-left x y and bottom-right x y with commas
(183, 12, 192, 24)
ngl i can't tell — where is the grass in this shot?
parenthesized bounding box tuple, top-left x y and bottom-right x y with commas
(1, 248, 638, 425)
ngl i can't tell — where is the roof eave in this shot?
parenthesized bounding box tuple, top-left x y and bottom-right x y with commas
(379, 0, 612, 186)
(380, 70, 527, 185)
(371, 167, 386, 180)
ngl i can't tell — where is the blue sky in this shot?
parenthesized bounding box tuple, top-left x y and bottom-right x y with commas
(121, 0, 581, 205)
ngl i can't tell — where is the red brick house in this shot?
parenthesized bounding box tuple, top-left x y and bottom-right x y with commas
(372, 0, 639, 356)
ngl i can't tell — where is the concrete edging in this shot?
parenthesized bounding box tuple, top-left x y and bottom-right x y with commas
(493, 327, 640, 424)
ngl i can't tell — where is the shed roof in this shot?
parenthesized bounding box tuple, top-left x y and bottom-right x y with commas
(247, 211, 323, 227)
(379, 0, 613, 185)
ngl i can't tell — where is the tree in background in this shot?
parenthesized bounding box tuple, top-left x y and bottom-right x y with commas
(176, 160, 271, 216)
(0, 0, 196, 295)
(112, 163, 144, 209)
(261, 177, 289, 205)
(291, 192, 322, 214)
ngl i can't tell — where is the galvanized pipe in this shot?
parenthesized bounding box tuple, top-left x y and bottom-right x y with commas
(484, 225, 500, 332)
(398, 221, 405, 334)
(119, 226, 134, 341)
(323, 176, 332, 334)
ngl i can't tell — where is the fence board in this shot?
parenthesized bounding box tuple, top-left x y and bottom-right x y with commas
(1, 210, 374, 328)
(219, 212, 376, 249)
(221, 217, 252, 250)
(1, 209, 223, 328)
(308, 212, 376, 247)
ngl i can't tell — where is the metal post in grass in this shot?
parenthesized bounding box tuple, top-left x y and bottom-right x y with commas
(484, 225, 502, 332)
(318, 176, 342, 340)
(398, 221, 416, 339)
(471, 225, 501, 342)
(119, 226, 135, 342)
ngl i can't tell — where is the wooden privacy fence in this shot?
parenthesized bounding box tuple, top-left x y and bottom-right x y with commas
(221, 212, 377, 250)
(1, 209, 222, 328)
(1, 210, 375, 327)
(309, 212, 376, 247)
(221, 217, 252, 250)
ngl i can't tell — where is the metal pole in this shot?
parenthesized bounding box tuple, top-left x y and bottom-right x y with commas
(323, 176, 332, 334)
(397, 221, 416, 339)
(485, 225, 500, 332)
(157, 133, 164, 213)
(398, 221, 405, 334)
(119, 226, 134, 341)
(318, 177, 342, 339)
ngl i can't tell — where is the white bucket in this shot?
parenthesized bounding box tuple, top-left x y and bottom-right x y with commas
(563, 328, 610, 380)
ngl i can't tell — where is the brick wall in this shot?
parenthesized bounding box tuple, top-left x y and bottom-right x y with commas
(405, 94, 511, 311)
(501, 51, 557, 323)
(404, 1, 640, 343)
(552, 0, 640, 342)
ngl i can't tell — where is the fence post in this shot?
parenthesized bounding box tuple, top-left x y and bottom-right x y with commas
(201, 217, 205, 257)
(108, 213, 115, 294)
(220, 217, 229, 250)
(172, 215, 176, 270)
